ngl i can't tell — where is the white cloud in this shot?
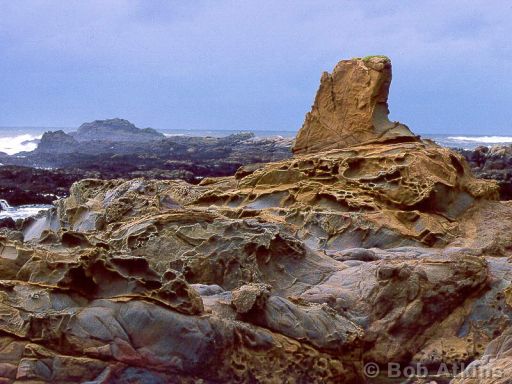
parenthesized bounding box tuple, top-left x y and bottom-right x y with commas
(1, 0, 509, 72)
(0, 0, 510, 131)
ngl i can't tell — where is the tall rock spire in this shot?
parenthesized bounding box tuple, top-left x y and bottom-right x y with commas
(293, 56, 418, 154)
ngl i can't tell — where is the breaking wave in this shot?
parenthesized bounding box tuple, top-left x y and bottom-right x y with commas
(447, 136, 512, 144)
(0, 134, 41, 155)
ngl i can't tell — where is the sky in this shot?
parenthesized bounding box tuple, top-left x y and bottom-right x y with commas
(0, 0, 511, 134)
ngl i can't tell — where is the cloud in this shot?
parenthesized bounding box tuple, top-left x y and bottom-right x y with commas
(0, 0, 510, 132)
(2, 0, 507, 70)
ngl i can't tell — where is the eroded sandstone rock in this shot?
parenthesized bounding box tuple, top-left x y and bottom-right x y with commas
(451, 326, 512, 384)
(231, 283, 271, 314)
(293, 56, 417, 154)
(4, 175, 507, 382)
(0, 57, 511, 383)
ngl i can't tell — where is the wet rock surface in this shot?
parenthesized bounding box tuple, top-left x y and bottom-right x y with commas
(458, 145, 512, 200)
(0, 132, 292, 205)
(0, 165, 85, 205)
(1, 58, 512, 383)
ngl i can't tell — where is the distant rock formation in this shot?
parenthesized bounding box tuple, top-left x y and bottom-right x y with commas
(293, 56, 417, 154)
(71, 118, 165, 142)
(2, 132, 293, 205)
(34, 119, 164, 154)
(36, 130, 79, 154)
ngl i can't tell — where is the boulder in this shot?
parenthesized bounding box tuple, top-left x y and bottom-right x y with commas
(231, 283, 271, 313)
(459, 144, 512, 199)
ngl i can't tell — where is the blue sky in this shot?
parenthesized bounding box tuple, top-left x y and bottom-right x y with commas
(0, 0, 511, 134)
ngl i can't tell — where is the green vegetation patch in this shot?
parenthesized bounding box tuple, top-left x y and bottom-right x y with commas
(352, 55, 390, 62)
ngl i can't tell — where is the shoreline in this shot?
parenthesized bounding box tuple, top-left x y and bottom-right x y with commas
(2, 132, 512, 212)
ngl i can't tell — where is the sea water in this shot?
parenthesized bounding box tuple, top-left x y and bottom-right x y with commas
(0, 127, 47, 155)
(421, 133, 512, 149)
(2, 126, 512, 153)
(0, 199, 53, 220)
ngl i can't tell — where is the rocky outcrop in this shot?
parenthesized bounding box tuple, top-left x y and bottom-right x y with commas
(36, 130, 80, 154)
(1, 173, 508, 382)
(0, 57, 511, 383)
(72, 118, 165, 142)
(199, 141, 497, 247)
(0, 165, 85, 205)
(34, 119, 164, 154)
(459, 145, 512, 199)
(293, 56, 417, 154)
(1, 134, 293, 205)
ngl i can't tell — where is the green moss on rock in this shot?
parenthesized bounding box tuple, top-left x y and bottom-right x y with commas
(352, 55, 390, 62)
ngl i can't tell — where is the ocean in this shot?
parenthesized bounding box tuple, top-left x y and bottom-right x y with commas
(1, 126, 512, 155)
(0, 127, 49, 155)
(421, 134, 512, 149)
(0, 200, 53, 221)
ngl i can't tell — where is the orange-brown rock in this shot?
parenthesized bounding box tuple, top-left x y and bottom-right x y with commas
(195, 140, 499, 247)
(293, 56, 417, 154)
(451, 325, 512, 383)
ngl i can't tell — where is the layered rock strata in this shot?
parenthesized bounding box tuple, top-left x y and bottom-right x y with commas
(293, 56, 417, 154)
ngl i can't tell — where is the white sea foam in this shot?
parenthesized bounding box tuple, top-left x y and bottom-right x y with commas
(0, 134, 41, 155)
(0, 204, 53, 220)
(447, 136, 512, 144)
